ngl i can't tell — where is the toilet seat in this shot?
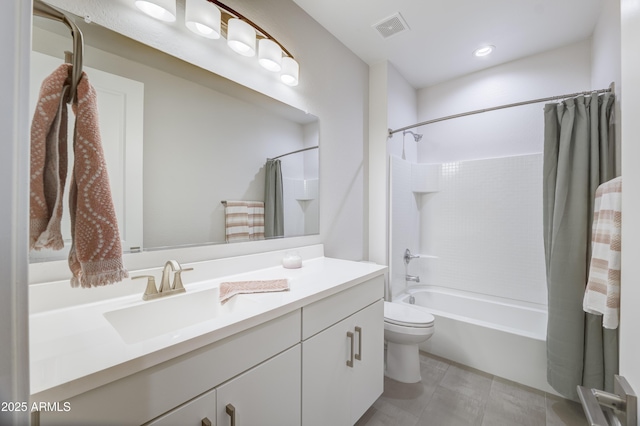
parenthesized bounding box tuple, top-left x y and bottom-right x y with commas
(384, 301, 434, 328)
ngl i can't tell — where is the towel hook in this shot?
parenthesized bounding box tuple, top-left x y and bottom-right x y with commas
(33, 0, 84, 103)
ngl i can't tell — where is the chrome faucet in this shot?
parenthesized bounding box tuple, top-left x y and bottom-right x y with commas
(133, 260, 193, 301)
(405, 274, 420, 283)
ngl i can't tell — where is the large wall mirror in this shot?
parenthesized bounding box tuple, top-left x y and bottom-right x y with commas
(30, 11, 320, 263)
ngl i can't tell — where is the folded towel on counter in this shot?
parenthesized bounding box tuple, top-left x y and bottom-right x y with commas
(219, 279, 289, 304)
(583, 176, 622, 329)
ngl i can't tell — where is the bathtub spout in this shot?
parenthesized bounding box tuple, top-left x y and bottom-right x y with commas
(405, 275, 420, 283)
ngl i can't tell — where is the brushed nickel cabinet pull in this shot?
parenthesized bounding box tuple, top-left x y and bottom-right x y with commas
(201, 417, 212, 426)
(347, 331, 354, 367)
(226, 403, 236, 426)
(355, 326, 362, 361)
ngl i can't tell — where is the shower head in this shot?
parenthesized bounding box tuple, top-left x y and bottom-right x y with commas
(403, 130, 423, 142)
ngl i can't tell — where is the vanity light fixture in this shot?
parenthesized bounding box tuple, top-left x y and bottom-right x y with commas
(135, 0, 176, 22)
(280, 57, 299, 86)
(227, 18, 256, 56)
(258, 39, 283, 72)
(473, 45, 495, 57)
(185, 0, 221, 39)
(134, 0, 300, 86)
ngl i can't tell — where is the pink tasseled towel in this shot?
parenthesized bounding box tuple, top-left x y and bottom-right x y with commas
(219, 279, 289, 304)
(30, 64, 128, 287)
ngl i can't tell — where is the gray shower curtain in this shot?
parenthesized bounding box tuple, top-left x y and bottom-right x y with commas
(543, 93, 617, 400)
(264, 159, 284, 238)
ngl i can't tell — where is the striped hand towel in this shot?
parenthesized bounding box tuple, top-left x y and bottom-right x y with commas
(583, 176, 622, 329)
(225, 201, 265, 242)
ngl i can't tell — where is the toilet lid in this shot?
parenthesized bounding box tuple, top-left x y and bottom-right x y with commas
(384, 301, 434, 327)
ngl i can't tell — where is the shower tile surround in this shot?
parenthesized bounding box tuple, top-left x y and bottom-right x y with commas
(390, 154, 546, 309)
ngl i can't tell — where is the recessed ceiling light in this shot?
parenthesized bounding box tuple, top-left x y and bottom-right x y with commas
(473, 45, 495, 57)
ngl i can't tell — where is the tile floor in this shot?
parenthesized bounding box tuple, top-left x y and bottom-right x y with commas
(356, 352, 588, 426)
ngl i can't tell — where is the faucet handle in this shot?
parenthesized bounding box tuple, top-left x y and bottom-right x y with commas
(404, 249, 420, 264)
(172, 267, 193, 291)
(132, 275, 158, 300)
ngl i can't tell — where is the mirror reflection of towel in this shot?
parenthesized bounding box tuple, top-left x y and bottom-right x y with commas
(225, 201, 265, 242)
(583, 176, 622, 329)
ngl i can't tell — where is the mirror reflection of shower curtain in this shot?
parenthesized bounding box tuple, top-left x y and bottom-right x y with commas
(264, 159, 284, 238)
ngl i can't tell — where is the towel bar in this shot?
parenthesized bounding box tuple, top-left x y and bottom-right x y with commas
(577, 375, 637, 426)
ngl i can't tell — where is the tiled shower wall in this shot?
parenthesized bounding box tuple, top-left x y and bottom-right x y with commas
(391, 154, 547, 307)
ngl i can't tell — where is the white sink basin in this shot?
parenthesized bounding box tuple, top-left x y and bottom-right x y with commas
(103, 288, 259, 344)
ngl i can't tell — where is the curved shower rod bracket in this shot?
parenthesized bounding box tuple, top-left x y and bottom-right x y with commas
(33, 0, 84, 103)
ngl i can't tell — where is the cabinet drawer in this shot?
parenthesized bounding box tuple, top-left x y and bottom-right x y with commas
(146, 389, 216, 426)
(39, 310, 301, 426)
(302, 276, 384, 340)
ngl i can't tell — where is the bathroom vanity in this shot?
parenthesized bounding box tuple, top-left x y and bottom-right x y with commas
(29, 245, 385, 425)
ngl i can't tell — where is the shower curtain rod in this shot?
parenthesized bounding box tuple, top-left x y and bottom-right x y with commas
(268, 145, 318, 160)
(388, 84, 614, 137)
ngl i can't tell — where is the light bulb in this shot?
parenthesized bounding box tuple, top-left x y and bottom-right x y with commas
(280, 57, 299, 86)
(227, 18, 256, 57)
(259, 39, 283, 72)
(473, 45, 495, 57)
(185, 0, 221, 39)
(134, 0, 176, 22)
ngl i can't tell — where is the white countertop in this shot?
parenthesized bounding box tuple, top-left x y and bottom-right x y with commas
(30, 254, 386, 403)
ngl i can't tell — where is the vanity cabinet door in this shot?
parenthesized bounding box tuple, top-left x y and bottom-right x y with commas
(302, 314, 353, 426)
(302, 299, 384, 426)
(145, 389, 216, 426)
(216, 344, 301, 426)
(350, 300, 384, 424)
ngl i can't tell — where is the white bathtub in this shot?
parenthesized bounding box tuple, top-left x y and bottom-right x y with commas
(398, 287, 557, 394)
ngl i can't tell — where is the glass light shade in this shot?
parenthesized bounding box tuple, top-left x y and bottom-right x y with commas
(258, 39, 283, 72)
(280, 57, 299, 86)
(185, 0, 221, 39)
(227, 18, 256, 57)
(134, 0, 176, 22)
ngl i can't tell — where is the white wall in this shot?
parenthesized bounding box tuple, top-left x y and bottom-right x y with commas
(385, 65, 420, 297)
(368, 62, 389, 267)
(0, 1, 30, 424)
(417, 40, 592, 163)
(620, 0, 640, 421)
(389, 157, 420, 299)
(37, 0, 370, 266)
(387, 64, 418, 163)
(592, 0, 622, 174)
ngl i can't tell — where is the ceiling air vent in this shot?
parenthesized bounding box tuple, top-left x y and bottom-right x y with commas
(373, 12, 410, 39)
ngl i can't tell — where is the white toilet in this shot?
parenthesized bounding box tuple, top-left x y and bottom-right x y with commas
(383, 301, 435, 383)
